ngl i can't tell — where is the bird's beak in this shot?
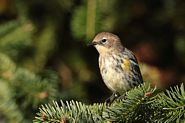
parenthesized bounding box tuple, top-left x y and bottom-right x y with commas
(87, 42, 98, 46)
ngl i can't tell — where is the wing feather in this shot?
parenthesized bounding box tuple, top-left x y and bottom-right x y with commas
(123, 48, 143, 85)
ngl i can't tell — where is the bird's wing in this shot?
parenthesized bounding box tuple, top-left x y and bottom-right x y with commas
(122, 48, 143, 86)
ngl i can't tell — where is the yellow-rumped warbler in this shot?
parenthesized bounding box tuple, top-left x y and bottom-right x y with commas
(89, 32, 143, 102)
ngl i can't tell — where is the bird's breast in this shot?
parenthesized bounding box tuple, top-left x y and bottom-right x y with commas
(99, 55, 130, 94)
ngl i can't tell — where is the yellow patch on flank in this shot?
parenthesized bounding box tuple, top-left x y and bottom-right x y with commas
(121, 57, 130, 72)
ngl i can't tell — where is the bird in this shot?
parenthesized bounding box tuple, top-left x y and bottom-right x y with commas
(88, 32, 143, 102)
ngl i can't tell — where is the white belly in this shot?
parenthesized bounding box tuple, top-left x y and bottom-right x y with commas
(99, 56, 130, 94)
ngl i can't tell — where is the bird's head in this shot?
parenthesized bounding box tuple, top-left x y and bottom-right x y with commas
(89, 32, 123, 55)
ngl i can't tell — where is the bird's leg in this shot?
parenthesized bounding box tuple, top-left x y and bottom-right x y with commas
(117, 93, 126, 100)
(105, 92, 120, 103)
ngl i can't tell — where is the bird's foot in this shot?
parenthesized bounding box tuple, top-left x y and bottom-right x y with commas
(105, 92, 120, 103)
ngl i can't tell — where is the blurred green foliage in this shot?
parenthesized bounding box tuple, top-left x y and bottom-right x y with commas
(0, 0, 184, 122)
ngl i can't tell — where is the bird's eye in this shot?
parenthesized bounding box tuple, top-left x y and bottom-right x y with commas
(101, 39, 107, 43)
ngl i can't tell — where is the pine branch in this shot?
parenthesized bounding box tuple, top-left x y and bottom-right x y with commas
(0, 53, 59, 122)
(0, 20, 34, 62)
(12, 68, 57, 108)
(159, 83, 185, 122)
(103, 83, 163, 123)
(34, 100, 106, 123)
(34, 83, 185, 123)
(0, 20, 20, 37)
(0, 80, 24, 123)
(0, 53, 16, 79)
